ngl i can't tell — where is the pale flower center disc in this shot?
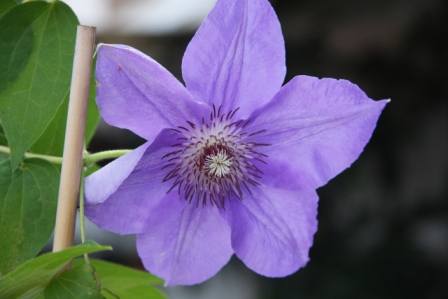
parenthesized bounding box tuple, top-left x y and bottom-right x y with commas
(204, 150, 233, 178)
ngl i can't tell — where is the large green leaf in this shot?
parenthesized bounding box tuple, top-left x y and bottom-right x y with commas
(0, 134, 7, 147)
(29, 93, 69, 157)
(44, 265, 103, 299)
(0, 128, 9, 161)
(0, 241, 111, 299)
(30, 57, 100, 156)
(0, 152, 8, 163)
(0, 0, 16, 18)
(73, 259, 167, 299)
(0, 158, 59, 275)
(0, 1, 79, 169)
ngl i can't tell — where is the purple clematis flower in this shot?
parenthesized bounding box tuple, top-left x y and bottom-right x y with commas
(84, 0, 387, 286)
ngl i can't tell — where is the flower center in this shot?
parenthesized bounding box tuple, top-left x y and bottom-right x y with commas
(204, 149, 233, 178)
(162, 105, 268, 208)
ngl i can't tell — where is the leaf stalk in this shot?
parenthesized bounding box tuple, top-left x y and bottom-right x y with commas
(0, 146, 131, 165)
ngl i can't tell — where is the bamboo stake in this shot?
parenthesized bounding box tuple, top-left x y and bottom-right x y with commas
(53, 26, 96, 253)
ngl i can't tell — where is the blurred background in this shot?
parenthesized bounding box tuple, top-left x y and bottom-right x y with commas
(64, 0, 448, 298)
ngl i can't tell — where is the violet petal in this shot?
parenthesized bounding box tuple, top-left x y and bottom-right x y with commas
(221, 187, 318, 277)
(248, 75, 388, 190)
(182, 0, 285, 118)
(137, 203, 233, 286)
(85, 130, 187, 235)
(96, 44, 210, 141)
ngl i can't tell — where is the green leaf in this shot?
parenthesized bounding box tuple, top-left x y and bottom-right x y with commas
(44, 265, 103, 299)
(0, 152, 8, 163)
(29, 93, 69, 157)
(0, 133, 7, 146)
(0, 1, 79, 169)
(0, 0, 16, 18)
(27, 97, 69, 173)
(0, 158, 59, 275)
(73, 259, 167, 299)
(0, 241, 111, 299)
(30, 57, 100, 156)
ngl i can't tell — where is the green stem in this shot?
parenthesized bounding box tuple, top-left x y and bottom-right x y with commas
(0, 145, 63, 164)
(0, 145, 130, 165)
(80, 147, 102, 288)
(79, 163, 90, 265)
(83, 149, 131, 165)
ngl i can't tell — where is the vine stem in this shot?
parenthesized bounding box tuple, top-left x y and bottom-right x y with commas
(79, 163, 90, 264)
(84, 149, 131, 164)
(53, 26, 96, 256)
(0, 145, 63, 164)
(0, 146, 131, 165)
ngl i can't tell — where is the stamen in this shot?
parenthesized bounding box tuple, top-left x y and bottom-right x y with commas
(178, 126, 189, 132)
(204, 150, 233, 177)
(186, 121, 195, 129)
(161, 105, 268, 208)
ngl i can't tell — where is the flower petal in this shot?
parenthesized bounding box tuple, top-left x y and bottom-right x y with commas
(85, 129, 187, 235)
(182, 0, 285, 118)
(137, 204, 233, 286)
(96, 44, 210, 141)
(248, 75, 388, 190)
(221, 187, 318, 277)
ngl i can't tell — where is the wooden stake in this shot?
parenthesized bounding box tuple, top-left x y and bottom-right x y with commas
(53, 26, 96, 253)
